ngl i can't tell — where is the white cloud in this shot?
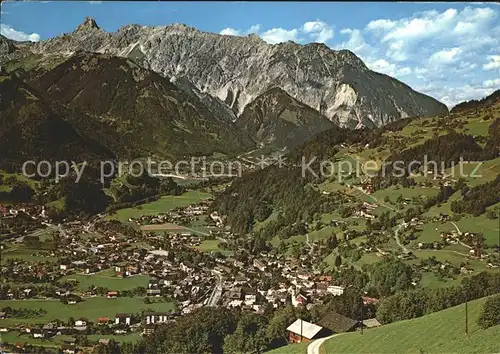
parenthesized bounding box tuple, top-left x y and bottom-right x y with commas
(364, 7, 498, 64)
(483, 78, 500, 88)
(220, 27, 241, 36)
(220, 25, 299, 44)
(89, 1, 102, 4)
(483, 55, 500, 70)
(367, 59, 395, 73)
(0, 24, 40, 42)
(219, 20, 334, 45)
(453, 21, 475, 34)
(436, 85, 497, 108)
(380, 8, 458, 43)
(429, 47, 462, 65)
(386, 40, 407, 61)
(247, 24, 261, 34)
(398, 66, 413, 76)
(337, 28, 372, 59)
(458, 61, 477, 70)
(302, 20, 334, 43)
(366, 19, 396, 32)
(366, 58, 412, 78)
(261, 28, 298, 44)
(220, 24, 260, 37)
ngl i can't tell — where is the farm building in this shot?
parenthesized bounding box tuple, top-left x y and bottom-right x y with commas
(286, 319, 329, 343)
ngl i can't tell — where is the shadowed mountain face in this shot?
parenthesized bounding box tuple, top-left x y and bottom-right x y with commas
(25, 18, 448, 128)
(0, 74, 115, 171)
(0, 35, 18, 55)
(237, 87, 336, 150)
(31, 52, 255, 159)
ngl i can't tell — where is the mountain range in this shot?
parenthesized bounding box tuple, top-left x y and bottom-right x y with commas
(0, 17, 450, 163)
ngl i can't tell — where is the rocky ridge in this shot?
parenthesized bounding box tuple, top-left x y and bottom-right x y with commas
(25, 17, 448, 128)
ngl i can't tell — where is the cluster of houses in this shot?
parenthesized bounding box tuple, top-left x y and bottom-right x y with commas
(354, 202, 378, 220)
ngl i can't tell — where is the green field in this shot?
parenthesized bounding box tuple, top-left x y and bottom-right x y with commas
(354, 252, 381, 268)
(0, 331, 61, 348)
(0, 171, 38, 189)
(423, 191, 462, 217)
(454, 214, 499, 247)
(106, 190, 211, 222)
(195, 239, 232, 255)
(267, 341, 309, 354)
(0, 185, 12, 192)
(414, 221, 455, 243)
(441, 158, 500, 187)
(254, 212, 279, 232)
(270, 234, 307, 248)
(411, 249, 489, 272)
(320, 296, 500, 353)
(462, 118, 493, 137)
(371, 186, 439, 204)
(1, 247, 58, 265)
(58, 269, 151, 291)
(0, 297, 174, 326)
(419, 272, 462, 289)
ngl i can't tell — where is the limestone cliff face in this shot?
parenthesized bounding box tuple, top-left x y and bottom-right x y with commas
(28, 18, 448, 128)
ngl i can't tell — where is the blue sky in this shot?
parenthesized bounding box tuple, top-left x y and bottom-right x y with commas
(1, 1, 499, 107)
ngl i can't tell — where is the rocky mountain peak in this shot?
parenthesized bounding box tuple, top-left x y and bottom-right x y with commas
(75, 16, 101, 32)
(165, 23, 199, 33)
(246, 33, 265, 43)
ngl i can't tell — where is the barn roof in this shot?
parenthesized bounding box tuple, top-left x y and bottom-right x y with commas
(317, 312, 358, 333)
(286, 319, 323, 339)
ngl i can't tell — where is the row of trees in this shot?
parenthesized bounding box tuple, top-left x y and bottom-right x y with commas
(451, 175, 500, 216)
(478, 294, 500, 329)
(377, 271, 500, 324)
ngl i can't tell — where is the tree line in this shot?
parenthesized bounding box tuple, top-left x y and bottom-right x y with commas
(376, 271, 500, 324)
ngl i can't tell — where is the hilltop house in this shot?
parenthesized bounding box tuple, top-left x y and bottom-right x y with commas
(106, 291, 119, 299)
(286, 319, 329, 343)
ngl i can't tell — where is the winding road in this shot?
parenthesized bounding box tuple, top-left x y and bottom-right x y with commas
(394, 221, 409, 254)
(307, 334, 336, 354)
(451, 221, 472, 249)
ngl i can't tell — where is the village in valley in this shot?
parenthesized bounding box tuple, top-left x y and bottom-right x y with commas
(1, 158, 498, 353)
(0, 186, 375, 352)
(2, 103, 500, 351)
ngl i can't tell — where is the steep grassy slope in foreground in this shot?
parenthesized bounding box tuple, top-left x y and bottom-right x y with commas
(320, 296, 499, 354)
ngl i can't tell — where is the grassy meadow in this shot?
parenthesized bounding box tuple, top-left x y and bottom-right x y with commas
(106, 190, 211, 222)
(0, 297, 174, 326)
